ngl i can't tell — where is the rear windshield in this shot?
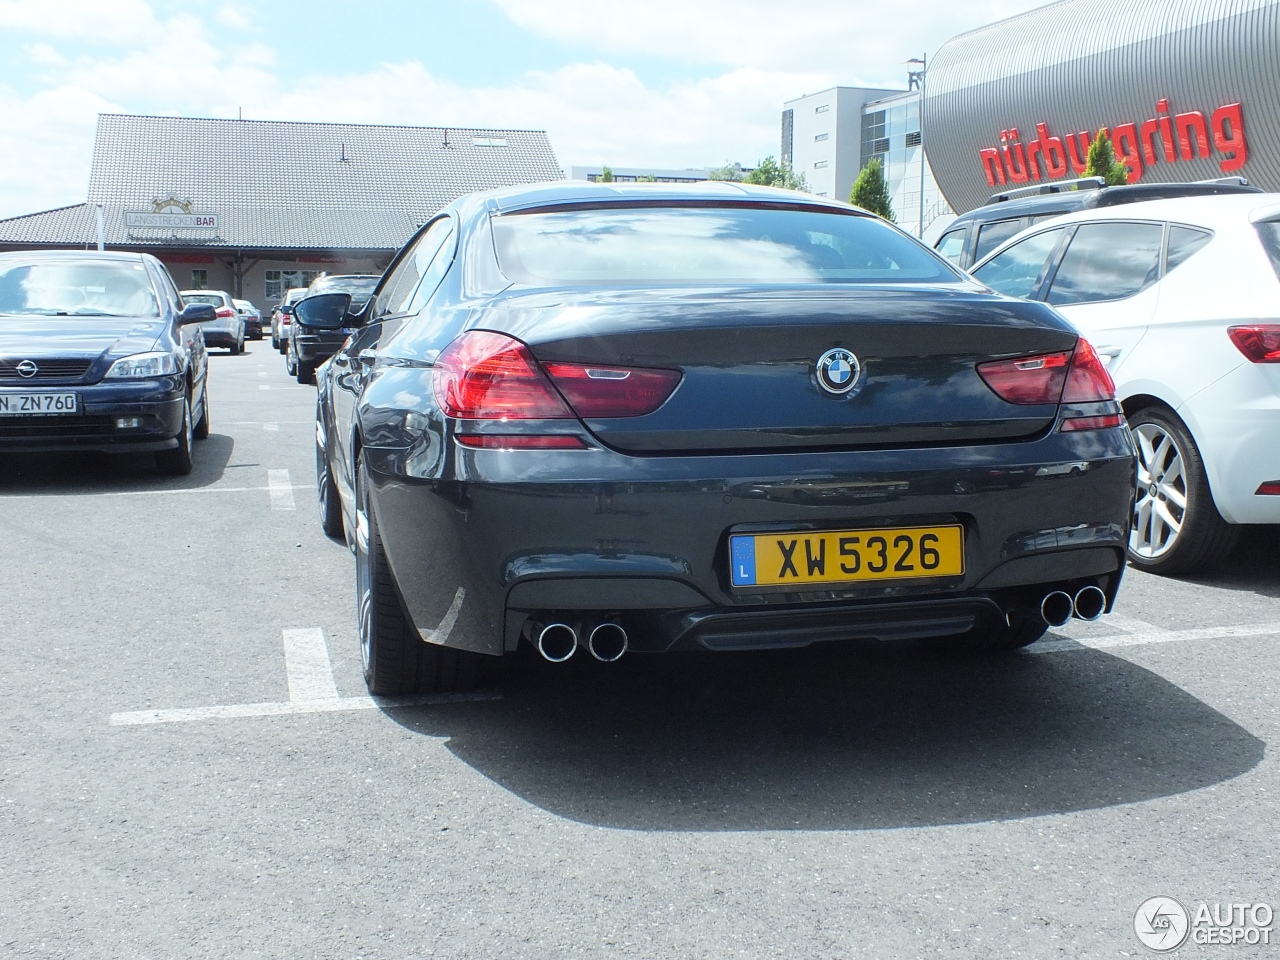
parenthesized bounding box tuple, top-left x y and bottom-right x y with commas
(182, 293, 225, 307)
(0, 260, 159, 318)
(491, 205, 961, 285)
(1256, 222, 1280, 281)
(310, 276, 379, 302)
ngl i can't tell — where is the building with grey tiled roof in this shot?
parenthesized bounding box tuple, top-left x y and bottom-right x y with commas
(0, 114, 563, 305)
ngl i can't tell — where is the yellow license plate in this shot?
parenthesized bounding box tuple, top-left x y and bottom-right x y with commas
(729, 524, 964, 587)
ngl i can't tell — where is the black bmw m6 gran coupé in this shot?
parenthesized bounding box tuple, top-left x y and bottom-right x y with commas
(303, 181, 1135, 694)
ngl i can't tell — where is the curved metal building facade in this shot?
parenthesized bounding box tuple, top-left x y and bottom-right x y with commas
(925, 0, 1280, 212)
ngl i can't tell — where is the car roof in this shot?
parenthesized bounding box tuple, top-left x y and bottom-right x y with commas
(180, 289, 231, 296)
(0, 249, 149, 263)
(485, 179, 872, 215)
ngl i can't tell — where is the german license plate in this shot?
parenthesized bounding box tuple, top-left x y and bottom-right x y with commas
(730, 524, 964, 587)
(0, 392, 78, 415)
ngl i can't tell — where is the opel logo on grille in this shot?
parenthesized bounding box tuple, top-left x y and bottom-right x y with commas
(16, 360, 39, 378)
(815, 348, 860, 395)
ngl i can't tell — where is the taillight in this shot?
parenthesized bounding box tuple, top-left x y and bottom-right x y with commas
(216, 306, 235, 318)
(977, 351, 1070, 404)
(1061, 339, 1116, 402)
(542, 363, 681, 417)
(1228, 324, 1280, 362)
(456, 435, 587, 449)
(434, 331, 572, 419)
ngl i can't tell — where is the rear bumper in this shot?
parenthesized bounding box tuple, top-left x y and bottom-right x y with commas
(294, 334, 347, 367)
(0, 376, 185, 453)
(367, 426, 1136, 657)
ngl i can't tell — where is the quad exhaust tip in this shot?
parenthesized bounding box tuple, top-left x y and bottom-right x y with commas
(536, 622, 578, 663)
(587, 622, 628, 662)
(1072, 585, 1107, 622)
(1040, 591, 1075, 628)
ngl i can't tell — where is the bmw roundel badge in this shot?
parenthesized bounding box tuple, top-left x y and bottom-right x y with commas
(815, 348, 860, 395)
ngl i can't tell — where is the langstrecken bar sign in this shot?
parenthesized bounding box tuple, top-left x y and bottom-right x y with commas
(978, 98, 1248, 187)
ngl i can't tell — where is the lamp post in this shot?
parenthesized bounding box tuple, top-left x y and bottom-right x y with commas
(907, 55, 926, 239)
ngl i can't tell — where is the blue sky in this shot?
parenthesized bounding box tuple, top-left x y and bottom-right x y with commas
(0, 0, 1044, 218)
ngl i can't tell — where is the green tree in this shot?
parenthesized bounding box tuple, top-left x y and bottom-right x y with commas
(850, 158, 895, 222)
(635, 174, 657, 183)
(742, 155, 807, 191)
(708, 162, 745, 182)
(598, 165, 614, 183)
(1084, 128, 1129, 186)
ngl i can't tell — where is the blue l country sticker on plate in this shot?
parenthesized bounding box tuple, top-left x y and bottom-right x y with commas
(730, 535, 757, 586)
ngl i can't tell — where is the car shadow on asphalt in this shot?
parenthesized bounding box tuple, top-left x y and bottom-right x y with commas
(0, 433, 236, 494)
(387, 640, 1262, 831)
(1177, 525, 1280, 599)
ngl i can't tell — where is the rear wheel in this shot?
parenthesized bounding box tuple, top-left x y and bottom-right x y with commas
(355, 455, 483, 694)
(156, 395, 194, 475)
(296, 360, 315, 385)
(1127, 406, 1238, 575)
(316, 429, 344, 540)
(192, 389, 210, 440)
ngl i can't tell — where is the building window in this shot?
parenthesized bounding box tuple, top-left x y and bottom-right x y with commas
(815, 104, 829, 113)
(815, 133, 829, 142)
(905, 131, 922, 147)
(813, 160, 828, 169)
(189, 269, 208, 290)
(265, 269, 321, 302)
(861, 110, 889, 166)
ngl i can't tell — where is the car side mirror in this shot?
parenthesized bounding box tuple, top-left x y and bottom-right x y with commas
(178, 303, 217, 325)
(293, 293, 354, 329)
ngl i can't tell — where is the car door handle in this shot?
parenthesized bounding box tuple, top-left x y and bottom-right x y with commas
(1096, 344, 1123, 366)
(357, 349, 377, 363)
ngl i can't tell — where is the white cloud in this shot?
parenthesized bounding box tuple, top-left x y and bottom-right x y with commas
(215, 5, 251, 30)
(0, 0, 162, 45)
(493, 0, 1047, 85)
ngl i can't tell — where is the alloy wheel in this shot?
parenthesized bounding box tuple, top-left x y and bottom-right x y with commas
(1129, 421, 1188, 560)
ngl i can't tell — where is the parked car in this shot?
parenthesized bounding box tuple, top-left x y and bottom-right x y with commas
(180, 289, 244, 354)
(287, 274, 379, 384)
(935, 177, 1261, 269)
(233, 298, 263, 340)
(0, 250, 213, 474)
(970, 193, 1280, 574)
(271, 287, 309, 353)
(310, 181, 1135, 695)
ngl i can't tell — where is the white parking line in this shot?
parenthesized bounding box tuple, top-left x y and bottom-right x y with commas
(268, 469, 296, 511)
(282, 628, 340, 701)
(1036, 621, 1280, 654)
(263, 422, 279, 432)
(109, 692, 502, 726)
(259, 385, 271, 390)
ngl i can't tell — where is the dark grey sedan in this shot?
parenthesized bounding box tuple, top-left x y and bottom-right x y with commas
(310, 181, 1135, 695)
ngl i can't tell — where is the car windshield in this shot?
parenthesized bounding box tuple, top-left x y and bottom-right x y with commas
(491, 204, 962, 285)
(0, 260, 159, 318)
(310, 276, 379, 305)
(183, 293, 225, 307)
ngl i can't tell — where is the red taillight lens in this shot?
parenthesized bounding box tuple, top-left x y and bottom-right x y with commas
(977, 351, 1070, 404)
(1061, 339, 1116, 402)
(456, 435, 587, 449)
(1060, 413, 1124, 432)
(216, 306, 236, 318)
(434, 331, 572, 419)
(1228, 324, 1280, 362)
(542, 363, 681, 418)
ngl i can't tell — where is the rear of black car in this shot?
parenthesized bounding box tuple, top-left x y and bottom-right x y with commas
(354, 191, 1134, 688)
(292, 275, 378, 382)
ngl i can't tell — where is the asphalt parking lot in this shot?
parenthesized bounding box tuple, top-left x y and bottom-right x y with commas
(2, 343, 1278, 959)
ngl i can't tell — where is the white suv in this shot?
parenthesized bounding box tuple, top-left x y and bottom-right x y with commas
(972, 194, 1280, 575)
(180, 289, 245, 355)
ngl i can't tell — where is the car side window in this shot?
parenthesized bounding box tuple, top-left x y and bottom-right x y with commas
(973, 218, 1025, 262)
(972, 227, 1065, 299)
(1165, 225, 1213, 274)
(1046, 221, 1164, 306)
(372, 218, 453, 318)
(404, 220, 457, 314)
(151, 262, 182, 313)
(934, 228, 966, 266)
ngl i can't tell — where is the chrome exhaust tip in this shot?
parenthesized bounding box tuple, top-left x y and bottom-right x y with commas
(587, 622, 628, 662)
(1039, 591, 1075, 628)
(536, 622, 578, 663)
(1072, 585, 1107, 621)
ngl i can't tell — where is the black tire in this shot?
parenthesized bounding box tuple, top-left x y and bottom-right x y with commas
(271, 335, 279, 350)
(316, 427, 344, 540)
(923, 610, 1047, 655)
(286, 348, 297, 376)
(1127, 405, 1238, 576)
(296, 361, 315, 385)
(355, 455, 483, 695)
(156, 395, 194, 475)
(192, 388, 210, 440)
